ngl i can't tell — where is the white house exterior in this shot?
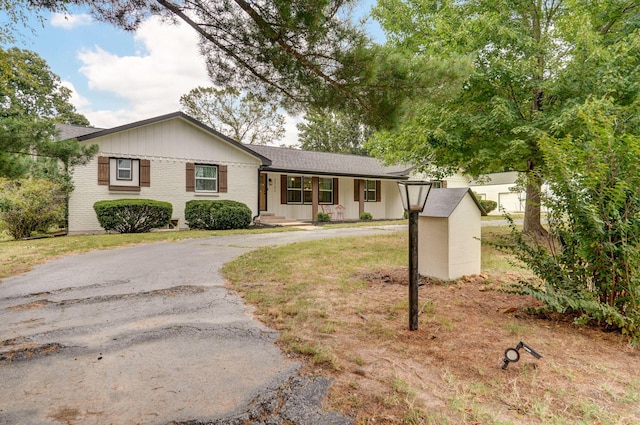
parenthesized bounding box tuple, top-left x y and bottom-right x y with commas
(60, 112, 414, 234)
(246, 145, 410, 223)
(63, 113, 268, 235)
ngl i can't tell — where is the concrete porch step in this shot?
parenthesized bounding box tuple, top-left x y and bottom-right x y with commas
(257, 214, 311, 226)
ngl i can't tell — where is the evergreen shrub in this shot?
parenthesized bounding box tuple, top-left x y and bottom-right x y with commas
(185, 200, 251, 230)
(93, 199, 172, 233)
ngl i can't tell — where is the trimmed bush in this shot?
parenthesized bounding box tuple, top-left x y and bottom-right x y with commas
(479, 199, 497, 214)
(0, 178, 66, 239)
(93, 199, 172, 233)
(317, 211, 331, 222)
(360, 212, 373, 220)
(185, 200, 251, 230)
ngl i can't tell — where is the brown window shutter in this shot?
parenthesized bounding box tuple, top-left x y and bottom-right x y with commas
(354, 179, 361, 201)
(376, 180, 381, 202)
(140, 159, 150, 187)
(442, 180, 448, 188)
(98, 156, 109, 185)
(219, 165, 228, 193)
(280, 174, 287, 204)
(186, 162, 195, 192)
(333, 178, 339, 205)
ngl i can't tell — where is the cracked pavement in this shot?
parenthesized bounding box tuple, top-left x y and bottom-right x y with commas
(0, 226, 403, 425)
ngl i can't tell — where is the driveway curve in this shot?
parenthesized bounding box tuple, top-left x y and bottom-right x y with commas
(0, 225, 404, 425)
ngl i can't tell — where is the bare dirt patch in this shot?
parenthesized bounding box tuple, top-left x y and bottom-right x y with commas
(277, 268, 640, 424)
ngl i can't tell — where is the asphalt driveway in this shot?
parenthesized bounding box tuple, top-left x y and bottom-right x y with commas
(0, 225, 403, 425)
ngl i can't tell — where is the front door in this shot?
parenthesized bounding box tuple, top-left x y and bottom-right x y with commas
(259, 173, 267, 211)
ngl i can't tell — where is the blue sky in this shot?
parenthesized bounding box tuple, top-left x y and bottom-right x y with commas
(6, 2, 383, 146)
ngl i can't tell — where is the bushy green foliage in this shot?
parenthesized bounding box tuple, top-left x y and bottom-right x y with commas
(0, 178, 66, 239)
(503, 101, 640, 341)
(316, 211, 331, 222)
(185, 200, 251, 230)
(93, 199, 172, 233)
(479, 199, 497, 214)
(359, 212, 373, 220)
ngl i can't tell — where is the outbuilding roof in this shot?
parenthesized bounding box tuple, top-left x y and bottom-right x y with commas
(420, 188, 487, 218)
(246, 144, 412, 180)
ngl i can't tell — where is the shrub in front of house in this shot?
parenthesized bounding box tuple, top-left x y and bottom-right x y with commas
(316, 211, 331, 222)
(0, 178, 66, 240)
(360, 212, 373, 220)
(479, 199, 498, 214)
(185, 200, 251, 230)
(93, 199, 172, 233)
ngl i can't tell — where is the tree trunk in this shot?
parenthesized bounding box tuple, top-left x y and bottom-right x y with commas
(523, 172, 548, 238)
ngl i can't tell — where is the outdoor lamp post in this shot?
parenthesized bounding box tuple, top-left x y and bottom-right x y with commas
(397, 181, 432, 331)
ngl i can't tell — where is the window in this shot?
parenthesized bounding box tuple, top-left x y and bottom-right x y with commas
(365, 180, 377, 201)
(195, 164, 218, 192)
(319, 178, 333, 204)
(287, 176, 312, 204)
(116, 159, 132, 180)
(99, 157, 149, 191)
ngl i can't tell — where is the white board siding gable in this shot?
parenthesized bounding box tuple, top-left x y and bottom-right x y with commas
(69, 117, 262, 234)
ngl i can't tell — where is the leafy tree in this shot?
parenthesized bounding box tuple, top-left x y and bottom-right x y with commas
(0, 46, 96, 178)
(0, 177, 67, 239)
(504, 98, 640, 341)
(180, 87, 285, 145)
(367, 0, 639, 236)
(297, 107, 372, 155)
(19, 0, 468, 130)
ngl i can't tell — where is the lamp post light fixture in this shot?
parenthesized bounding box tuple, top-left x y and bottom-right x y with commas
(397, 180, 432, 331)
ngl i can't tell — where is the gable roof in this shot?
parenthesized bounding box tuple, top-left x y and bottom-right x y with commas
(61, 112, 271, 166)
(420, 188, 487, 218)
(55, 123, 104, 140)
(246, 144, 412, 180)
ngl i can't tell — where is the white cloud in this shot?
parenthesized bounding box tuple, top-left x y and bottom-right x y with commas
(76, 16, 211, 127)
(281, 114, 301, 147)
(51, 13, 92, 30)
(60, 80, 90, 109)
(72, 16, 300, 145)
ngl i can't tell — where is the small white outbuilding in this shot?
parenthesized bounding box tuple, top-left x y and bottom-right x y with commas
(418, 188, 487, 280)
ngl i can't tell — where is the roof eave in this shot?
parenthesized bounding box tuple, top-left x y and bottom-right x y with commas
(76, 112, 272, 166)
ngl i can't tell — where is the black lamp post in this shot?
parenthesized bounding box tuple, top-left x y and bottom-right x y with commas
(397, 181, 432, 331)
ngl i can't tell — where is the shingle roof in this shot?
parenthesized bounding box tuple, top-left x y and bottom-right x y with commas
(246, 145, 412, 180)
(420, 188, 487, 217)
(55, 124, 104, 140)
(57, 112, 271, 166)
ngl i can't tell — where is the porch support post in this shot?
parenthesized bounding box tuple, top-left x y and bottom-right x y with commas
(312, 177, 319, 220)
(358, 180, 365, 216)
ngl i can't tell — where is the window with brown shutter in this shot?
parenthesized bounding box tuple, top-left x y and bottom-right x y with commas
(218, 165, 227, 193)
(98, 156, 109, 185)
(281, 174, 287, 204)
(186, 163, 195, 192)
(354, 179, 363, 201)
(140, 159, 150, 187)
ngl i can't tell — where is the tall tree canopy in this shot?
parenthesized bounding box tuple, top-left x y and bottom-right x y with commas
(0, 46, 95, 178)
(297, 107, 372, 155)
(367, 0, 639, 235)
(20, 0, 468, 129)
(180, 86, 285, 145)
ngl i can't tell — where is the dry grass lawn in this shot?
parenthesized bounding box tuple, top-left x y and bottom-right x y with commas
(223, 228, 640, 424)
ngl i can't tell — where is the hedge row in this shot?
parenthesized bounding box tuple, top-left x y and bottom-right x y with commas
(93, 199, 173, 233)
(184, 200, 251, 230)
(93, 199, 252, 233)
